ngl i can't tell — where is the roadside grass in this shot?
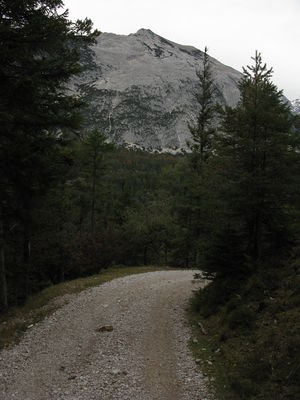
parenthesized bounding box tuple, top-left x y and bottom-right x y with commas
(0, 266, 168, 350)
(188, 267, 300, 400)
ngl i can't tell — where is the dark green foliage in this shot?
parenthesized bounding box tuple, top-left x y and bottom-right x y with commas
(190, 52, 300, 400)
(79, 129, 114, 237)
(205, 226, 247, 278)
(0, 0, 98, 310)
(175, 47, 220, 269)
(203, 52, 300, 280)
(228, 376, 259, 399)
(227, 305, 256, 331)
(239, 55, 297, 256)
(2, 146, 185, 307)
(188, 46, 217, 171)
(191, 258, 300, 400)
(191, 276, 240, 318)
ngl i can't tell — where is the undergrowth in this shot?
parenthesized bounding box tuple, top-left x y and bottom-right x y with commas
(189, 261, 300, 400)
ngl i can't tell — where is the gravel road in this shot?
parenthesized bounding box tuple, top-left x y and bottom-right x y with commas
(0, 270, 214, 400)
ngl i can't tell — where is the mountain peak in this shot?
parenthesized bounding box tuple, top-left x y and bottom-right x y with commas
(78, 30, 242, 152)
(135, 28, 156, 36)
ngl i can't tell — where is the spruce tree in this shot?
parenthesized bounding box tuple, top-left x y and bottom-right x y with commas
(0, 0, 99, 307)
(183, 47, 218, 266)
(213, 51, 300, 274)
(188, 46, 216, 172)
(81, 130, 113, 238)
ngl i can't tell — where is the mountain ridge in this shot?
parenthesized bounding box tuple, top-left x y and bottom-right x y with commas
(75, 29, 297, 152)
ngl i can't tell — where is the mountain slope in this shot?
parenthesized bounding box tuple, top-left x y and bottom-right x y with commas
(291, 99, 300, 115)
(76, 29, 242, 151)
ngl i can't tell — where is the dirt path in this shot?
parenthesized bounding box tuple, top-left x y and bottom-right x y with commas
(0, 270, 214, 400)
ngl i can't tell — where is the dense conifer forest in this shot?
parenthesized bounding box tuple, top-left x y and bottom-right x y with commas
(1, 1, 300, 399)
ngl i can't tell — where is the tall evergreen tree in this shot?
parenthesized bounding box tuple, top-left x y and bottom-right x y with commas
(210, 51, 300, 276)
(182, 47, 218, 267)
(80, 130, 113, 238)
(0, 0, 99, 309)
(188, 46, 216, 172)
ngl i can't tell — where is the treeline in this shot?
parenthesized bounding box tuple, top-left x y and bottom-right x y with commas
(0, 127, 209, 308)
(1, 132, 221, 308)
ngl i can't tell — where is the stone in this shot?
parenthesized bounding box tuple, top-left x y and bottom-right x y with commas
(111, 369, 121, 375)
(197, 321, 207, 335)
(97, 325, 114, 333)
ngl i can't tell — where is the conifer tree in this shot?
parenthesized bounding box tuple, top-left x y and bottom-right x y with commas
(81, 130, 113, 238)
(188, 46, 216, 172)
(0, 0, 99, 308)
(211, 51, 300, 275)
(183, 47, 218, 266)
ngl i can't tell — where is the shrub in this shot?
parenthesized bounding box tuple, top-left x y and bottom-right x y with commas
(228, 375, 258, 399)
(191, 279, 237, 318)
(225, 295, 242, 314)
(205, 226, 247, 279)
(227, 305, 256, 331)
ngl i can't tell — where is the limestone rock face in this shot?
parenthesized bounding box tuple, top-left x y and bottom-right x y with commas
(291, 99, 300, 115)
(76, 29, 243, 152)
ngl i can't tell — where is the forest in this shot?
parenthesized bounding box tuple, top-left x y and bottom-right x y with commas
(1, 1, 300, 399)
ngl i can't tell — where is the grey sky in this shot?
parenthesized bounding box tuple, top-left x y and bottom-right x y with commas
(64, 0, 299, 100)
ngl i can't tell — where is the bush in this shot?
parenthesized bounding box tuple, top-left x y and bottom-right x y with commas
(205, 226, 247, 278)
(225, 295, 242, 314)
(228, 375, 258, 399)
(227, 305, 256, 331)
(191, 279, 239, 318)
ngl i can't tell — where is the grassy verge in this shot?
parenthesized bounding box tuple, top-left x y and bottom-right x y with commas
(0, 266, 168, 350)
(188, 265, 300, 400)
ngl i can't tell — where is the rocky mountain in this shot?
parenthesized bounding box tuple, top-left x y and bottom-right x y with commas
(75, 29, 243, 152)
(291, 99, 300, 115)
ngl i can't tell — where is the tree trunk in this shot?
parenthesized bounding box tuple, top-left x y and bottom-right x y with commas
(59, 254, 65, 283)
(248, 207, 262, 263)
(196, 250, 200, 266)
(0, 218, 8, 312)
(91, 152, 97, 238)
(79, 195, 84, 237)
(164, 244, 168, 265)
(253, 209, 262, 261)
(185, 251, 189, 268)
(143, 246, 148, 265)
(23, 223, 31, 298)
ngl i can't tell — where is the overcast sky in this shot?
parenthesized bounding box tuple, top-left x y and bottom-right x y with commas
(64, 0, 299, 100)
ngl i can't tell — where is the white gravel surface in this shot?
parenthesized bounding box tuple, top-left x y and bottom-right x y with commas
(0, 270, 214, 400)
